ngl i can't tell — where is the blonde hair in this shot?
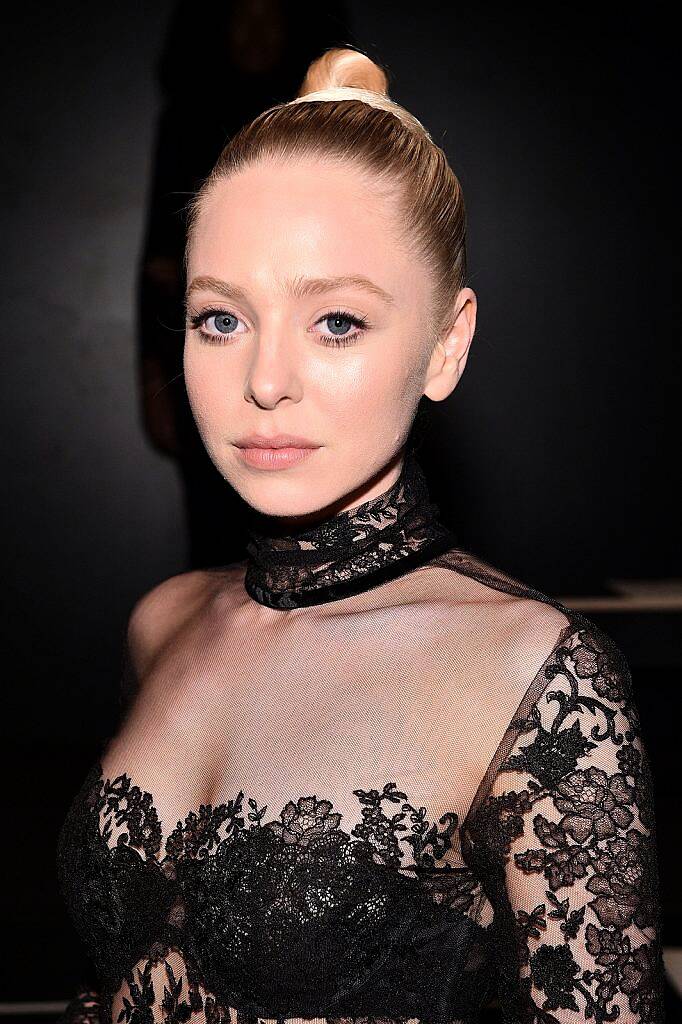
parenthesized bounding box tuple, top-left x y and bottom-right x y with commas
(289, 47, 434, 140)
(185, 47, 467, 344)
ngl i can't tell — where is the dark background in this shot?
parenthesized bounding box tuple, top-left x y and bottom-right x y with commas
(1, 1, 679, 1017)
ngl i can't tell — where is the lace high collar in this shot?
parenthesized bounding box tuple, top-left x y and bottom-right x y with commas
(243, 450, 456, 609)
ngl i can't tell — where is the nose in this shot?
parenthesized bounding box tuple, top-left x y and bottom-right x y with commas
(243, 326, 303, 409)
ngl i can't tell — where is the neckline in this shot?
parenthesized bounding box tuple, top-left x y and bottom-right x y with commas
(243, 450, 456, 609)
(81, 758, 466, 871)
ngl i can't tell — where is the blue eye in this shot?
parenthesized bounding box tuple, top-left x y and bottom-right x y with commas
(187, 308, 246, 345)
(187, 307, 371, 348)
(326, 314, 353, 335)
(212, 313, 238, 334)
(313, 310, 370, 348)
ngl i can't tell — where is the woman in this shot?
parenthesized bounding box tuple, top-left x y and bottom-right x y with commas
(56, 47, 664, 1024)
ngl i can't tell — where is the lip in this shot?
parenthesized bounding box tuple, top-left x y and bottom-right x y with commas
(235, 446, 319, 470)
(234, 434, 321, 449)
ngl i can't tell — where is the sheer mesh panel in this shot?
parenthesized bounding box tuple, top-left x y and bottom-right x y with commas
(55, 456, 664, 1024)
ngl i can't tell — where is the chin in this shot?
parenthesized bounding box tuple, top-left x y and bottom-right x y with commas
(234, 469, 353, 524)
(243, 481, 338, 519)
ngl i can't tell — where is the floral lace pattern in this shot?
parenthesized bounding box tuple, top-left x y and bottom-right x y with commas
(55, 456, 664, 1023)
(57, 762, 490, 1023)
(241, 450, 456, 609)
(463, 622, 664, 1022)
(57, 617, 664, 1023)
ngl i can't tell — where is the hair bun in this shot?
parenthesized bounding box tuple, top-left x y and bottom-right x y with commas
(297, 47, 389, 100)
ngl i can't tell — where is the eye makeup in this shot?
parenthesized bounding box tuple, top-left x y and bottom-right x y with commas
(187, 307, 372, 348)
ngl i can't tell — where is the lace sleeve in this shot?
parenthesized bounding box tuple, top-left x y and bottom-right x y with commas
(464, 620, 665, 1023)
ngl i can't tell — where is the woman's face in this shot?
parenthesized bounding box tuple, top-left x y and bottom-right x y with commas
(184, 155, 474, 522)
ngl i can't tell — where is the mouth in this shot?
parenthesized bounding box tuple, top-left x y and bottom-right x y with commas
(232, 442, 319, 468)
(235, 434, 320, 450)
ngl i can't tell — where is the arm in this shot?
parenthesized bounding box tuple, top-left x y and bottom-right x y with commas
(466, 619, 664, 1023)
(56, 571, 210, 1017)
(116, 568, 215, 723)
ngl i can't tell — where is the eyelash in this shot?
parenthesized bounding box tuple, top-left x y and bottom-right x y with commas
(187, 308, 370, 348)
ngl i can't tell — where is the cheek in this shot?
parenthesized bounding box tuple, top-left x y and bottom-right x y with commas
(333, 328, 422, 389)
(322, 348, 421, 430)
(183, 345, 235, 429)
(183, 335, 425, 435)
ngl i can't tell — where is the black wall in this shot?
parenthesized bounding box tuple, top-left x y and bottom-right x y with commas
(1, 1, 679, 1006)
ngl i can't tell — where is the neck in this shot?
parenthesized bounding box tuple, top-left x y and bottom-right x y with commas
(243, 449, 455, 610)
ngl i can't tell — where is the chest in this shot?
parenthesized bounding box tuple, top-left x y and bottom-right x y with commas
(106, 600, 507, 850)
(56, 591, 507, 1015)
(57, 751, 490, 1018)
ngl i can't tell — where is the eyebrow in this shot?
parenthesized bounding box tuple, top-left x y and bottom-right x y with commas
(185, 274, 395, 309)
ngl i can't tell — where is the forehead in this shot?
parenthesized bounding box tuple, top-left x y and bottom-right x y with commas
(188, 157, 423, 300)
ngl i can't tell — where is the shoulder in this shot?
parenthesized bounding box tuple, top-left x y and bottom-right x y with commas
(429, 546, 639, 755)
(495, 588, 573, 669)
(433, 544, 576, 673)
(125, 561, 245, 680)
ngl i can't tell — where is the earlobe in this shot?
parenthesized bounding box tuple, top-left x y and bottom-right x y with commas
(422, 346, 460, 402)
(422, 288, 475, 402)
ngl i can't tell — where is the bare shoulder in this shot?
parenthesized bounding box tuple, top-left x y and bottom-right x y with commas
(432, 547, 575, 688)
(438, 556, 577, 771)
(502, 594, 573, 678)
(125, 561, 246, 680)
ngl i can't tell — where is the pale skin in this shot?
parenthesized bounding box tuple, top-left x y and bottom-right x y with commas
(183, 154, 477, 529)
(77, 151, 636, 1020)
(102, 153, 567, 863)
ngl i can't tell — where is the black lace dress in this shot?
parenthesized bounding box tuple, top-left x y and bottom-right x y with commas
(55, 451, 665, 1023)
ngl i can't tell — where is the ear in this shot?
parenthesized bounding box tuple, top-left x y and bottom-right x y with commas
(423, 288, 477, 402)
